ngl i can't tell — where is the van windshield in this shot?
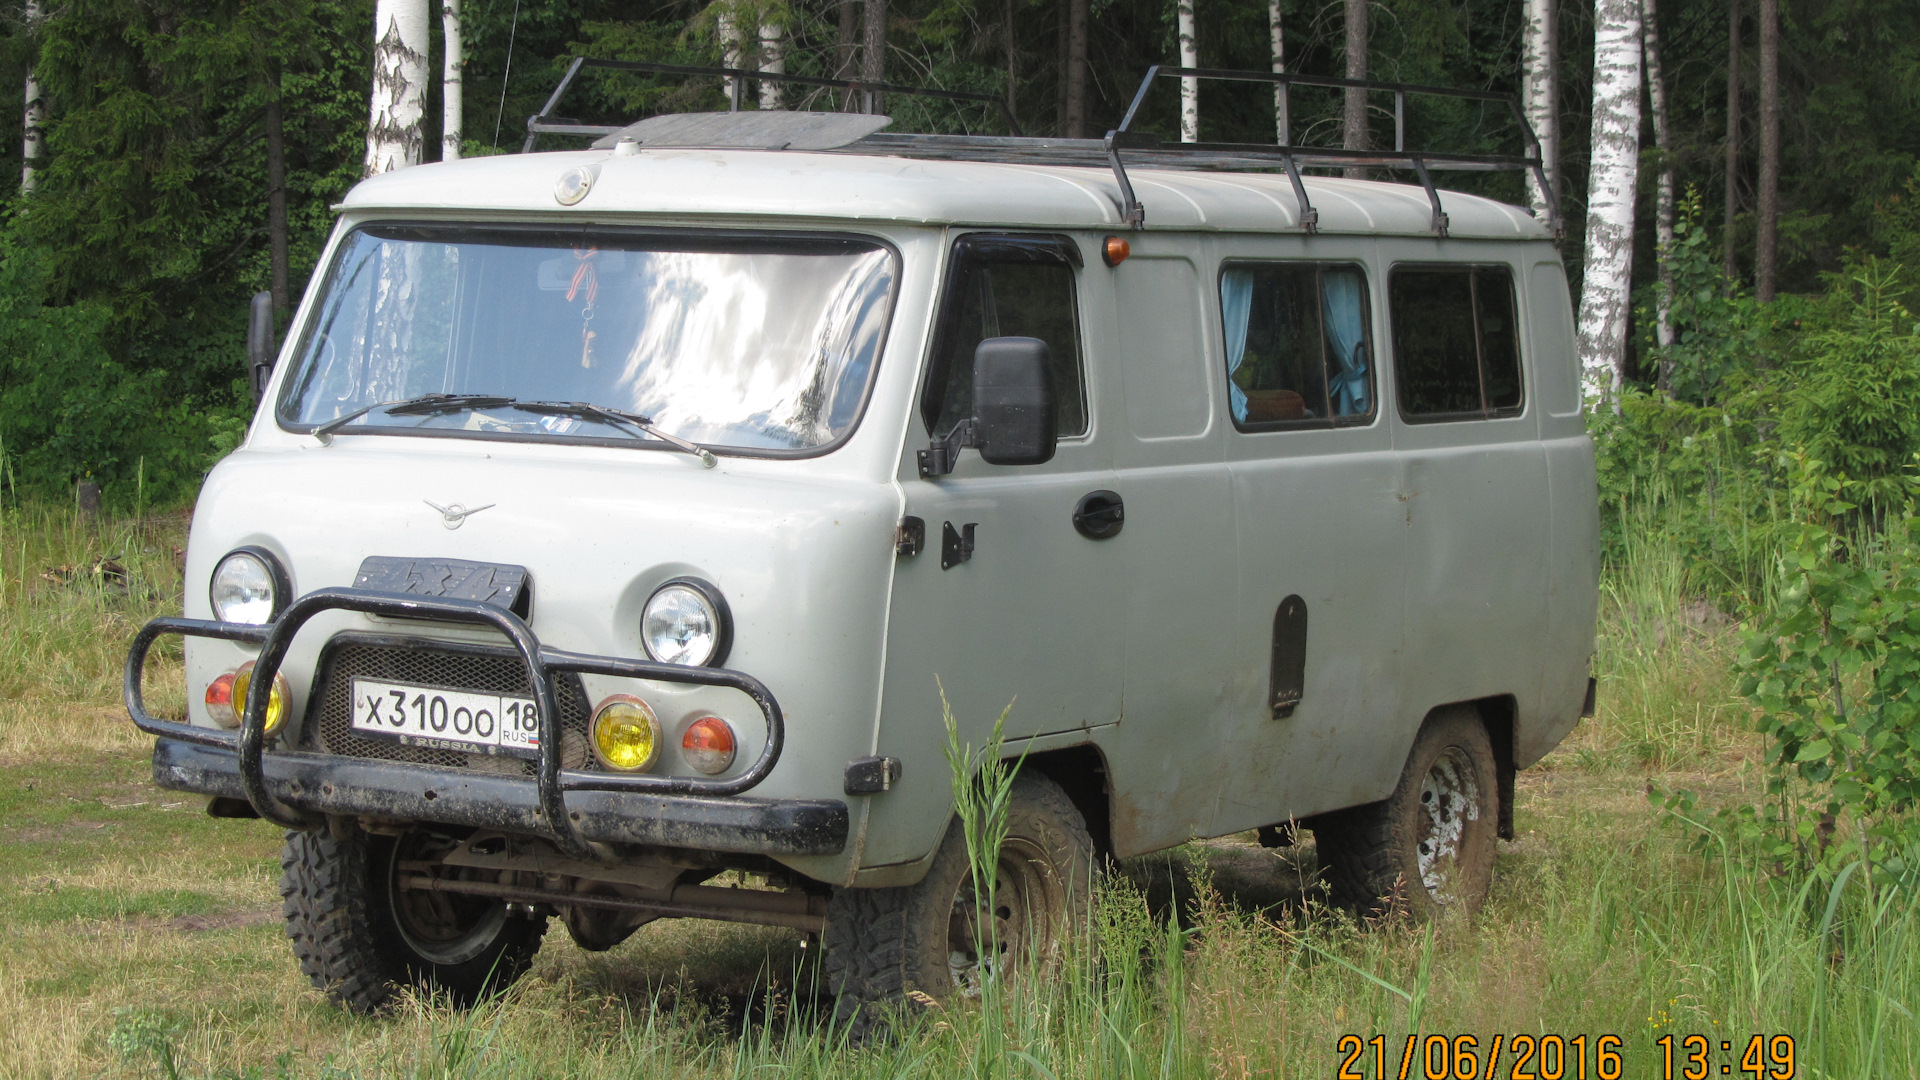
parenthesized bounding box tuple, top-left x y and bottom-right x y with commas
(279, 225, 897, 453)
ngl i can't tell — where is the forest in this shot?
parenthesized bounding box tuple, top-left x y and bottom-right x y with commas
(0, 0, 1914, 506)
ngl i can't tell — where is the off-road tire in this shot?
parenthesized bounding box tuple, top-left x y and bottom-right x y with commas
(822, 771, 1094, 1039)
(280, 828, 548, 1014)
(1311, 706, 1498, 920)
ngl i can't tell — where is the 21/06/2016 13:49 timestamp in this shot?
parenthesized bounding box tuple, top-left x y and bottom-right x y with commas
(1336, 1033, 1797, 1079)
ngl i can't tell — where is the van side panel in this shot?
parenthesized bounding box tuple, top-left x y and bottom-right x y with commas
(1527, 259, 1599, 767)
(1384, 240, 1553, 771)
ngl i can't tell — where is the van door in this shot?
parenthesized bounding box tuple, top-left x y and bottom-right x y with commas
(1205, 256, 1411, 832)
(868, 233, 1124, 868)
(1388, 260, 1551, 746)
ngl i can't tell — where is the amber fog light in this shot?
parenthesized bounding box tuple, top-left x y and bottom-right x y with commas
(592, 695, 661, 772)
(681, 716, 737, 775)
(204, 672, 238, 728)
(230, 661, 290, 734)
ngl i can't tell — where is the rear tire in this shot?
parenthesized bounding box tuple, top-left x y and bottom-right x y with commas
(823, 771, 1094, 1038)
(1312, 707, 1498, 920)
(280, 827, 548, 1014)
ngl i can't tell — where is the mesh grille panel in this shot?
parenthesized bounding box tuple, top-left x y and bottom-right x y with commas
(303, 637, 592, 775)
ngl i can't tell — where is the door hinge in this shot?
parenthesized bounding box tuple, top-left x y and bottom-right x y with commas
(941, 521, 976, 570)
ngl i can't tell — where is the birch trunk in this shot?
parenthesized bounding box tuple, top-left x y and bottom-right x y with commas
(1521, 0, 1558, 215)
(1755, 0, 1778, 301)
(1643, 0, 1676, 389)
(1576, 0, 1644, 409)
(719, 7, 743, 107)
(365, 0, 429, 176)
(21, 0, 43, 195)
(862, 0, 885, 113)
(1270, 0, 1285, 143)
(1177, 0, 1199, 143)
(1724, 0, 1740, 286)
(1341, 0, 1367, 180)
(759, 20, 785, 109)
(441, 0, 462, 160)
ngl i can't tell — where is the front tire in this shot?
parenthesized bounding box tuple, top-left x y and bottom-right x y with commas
(280, 827, 548, 1014)
(1312, 707, 1499, 920)
(823, 771, 1094, 1036)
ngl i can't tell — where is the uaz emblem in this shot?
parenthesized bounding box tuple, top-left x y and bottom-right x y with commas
(424, 500, 495, 530)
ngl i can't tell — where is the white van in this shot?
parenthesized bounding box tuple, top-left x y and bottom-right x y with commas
(126, 64, 1598, 1024)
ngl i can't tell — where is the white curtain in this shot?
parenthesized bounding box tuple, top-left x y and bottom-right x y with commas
(1221, 269, 1255, 422)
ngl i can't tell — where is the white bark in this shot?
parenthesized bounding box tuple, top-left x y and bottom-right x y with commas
(441, 0, 462, 160)
(21, 0, 43, 194)
(718, 6, 743, 106)
(758, 20, 786, 109)
(1576, 0, 1643, 409)
(1269, 0, 1285, 143)
(366, 0, 430, 177)
(1177, 0, 1198, 143)
(1522, 0, 1559, 216)
(1643, 0, 1675, 363)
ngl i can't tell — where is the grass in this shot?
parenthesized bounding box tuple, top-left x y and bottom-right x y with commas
(1, 502, 1916, 1078)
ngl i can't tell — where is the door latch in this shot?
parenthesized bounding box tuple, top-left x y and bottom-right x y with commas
(896, 516, 925, 557)
(941, 521, 976, 570)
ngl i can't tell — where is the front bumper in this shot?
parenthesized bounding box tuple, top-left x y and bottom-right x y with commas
(152, 738, 848, 856)
(126, 587, 844, 859)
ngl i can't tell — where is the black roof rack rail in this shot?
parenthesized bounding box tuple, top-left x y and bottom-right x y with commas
(523, 56, 1022, 152)
(1099, 65, 1558, 237)
(521, 60, 1556, 239)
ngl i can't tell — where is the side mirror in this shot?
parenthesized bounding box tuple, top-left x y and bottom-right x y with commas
(246, 291, 275, 405)
(972, 336, 1055, 466)
(916, 336, 1058, 477)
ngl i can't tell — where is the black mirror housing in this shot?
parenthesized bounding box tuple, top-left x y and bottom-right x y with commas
(246, 291, 275, 405)
(972, 336, 1055, 466)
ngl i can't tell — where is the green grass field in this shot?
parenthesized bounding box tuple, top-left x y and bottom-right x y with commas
(2, 503, 1914, 1079)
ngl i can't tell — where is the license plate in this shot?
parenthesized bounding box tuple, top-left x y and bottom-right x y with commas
(349, 678, 541, 758)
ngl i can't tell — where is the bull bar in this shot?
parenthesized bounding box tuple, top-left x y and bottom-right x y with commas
(124, 588, 825, 860)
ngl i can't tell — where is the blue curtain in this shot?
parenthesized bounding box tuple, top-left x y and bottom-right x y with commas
(1221, 269, 1255, 422)
(1322, 270, 1369, 416)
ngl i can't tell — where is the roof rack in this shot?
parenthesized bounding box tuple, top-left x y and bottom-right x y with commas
(523, 56, 1022, 152)
(523, 59, 1557, 239)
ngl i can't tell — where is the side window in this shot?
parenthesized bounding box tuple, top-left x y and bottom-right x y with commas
(922, 235, 1087, 438)
(1390, 265, 1523, 420)
(1220, 263, 1374, 429)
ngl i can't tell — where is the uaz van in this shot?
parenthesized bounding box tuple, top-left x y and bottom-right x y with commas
(126, 63, 1598, 1024)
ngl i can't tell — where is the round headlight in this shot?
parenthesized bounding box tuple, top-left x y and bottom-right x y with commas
(641, 580, 731, 667)
(210, 548, 283, 625)
(591, 695, 661, 772)
(231, 661, 290, 735)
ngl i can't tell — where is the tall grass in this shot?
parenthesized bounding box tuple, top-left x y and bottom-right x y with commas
(5, 502, 1918, 1078)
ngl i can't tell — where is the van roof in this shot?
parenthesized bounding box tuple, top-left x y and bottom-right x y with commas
(342, 147, 1552, 242)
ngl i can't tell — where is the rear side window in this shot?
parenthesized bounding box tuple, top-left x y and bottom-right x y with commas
(1390, 265, 1523, 420)
(922, 234, 1087, 438)
(1220, 263, 1375, 429)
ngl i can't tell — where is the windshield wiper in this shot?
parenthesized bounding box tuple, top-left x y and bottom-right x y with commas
(312, 393, 517, 444)
(511, 401, 718, 468)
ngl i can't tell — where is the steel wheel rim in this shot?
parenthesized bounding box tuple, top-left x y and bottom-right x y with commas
(387, 834, 509, 966)
(945, 836, 1062, 996)
(1414, 746, 1481, 904)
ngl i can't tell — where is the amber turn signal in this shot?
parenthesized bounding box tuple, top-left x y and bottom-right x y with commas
(204, 672, 238, 729)
(681, 716, 737, 775)
(1102, 236, 1131, 266)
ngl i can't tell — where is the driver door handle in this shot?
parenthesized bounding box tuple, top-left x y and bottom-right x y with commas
(1073, 490, 1125, 540)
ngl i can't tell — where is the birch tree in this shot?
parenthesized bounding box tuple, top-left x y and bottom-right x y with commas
(1270, 0, 1285, 143)
(719, 4, 744, 105)
(441, 0, 462, 160)
(1521, 0, 1558, 214)
(1177, 0, 1198, 142)
(1342, 0, 1367, 179)
(20, 0, 43, 194)
(1643, 0, 1677, 386)
(759, 15, 786, 109)
(365, 0, 429, 176)
(1576, 0, 1644, 407)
